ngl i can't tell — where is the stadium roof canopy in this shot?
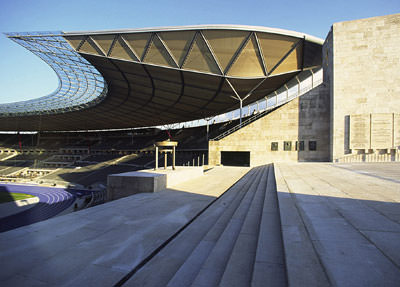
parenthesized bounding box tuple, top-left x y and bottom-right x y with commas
(0, 25, 323, 131)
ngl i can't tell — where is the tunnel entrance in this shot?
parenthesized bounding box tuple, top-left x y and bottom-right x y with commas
(221, 151, 250, 167)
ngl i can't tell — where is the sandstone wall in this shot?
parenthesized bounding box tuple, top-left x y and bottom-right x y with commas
(326, 14, 400, 160)
(209, 83, 330, 166)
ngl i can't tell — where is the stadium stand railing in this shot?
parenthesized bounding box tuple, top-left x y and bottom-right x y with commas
(210, 68, 323, 141)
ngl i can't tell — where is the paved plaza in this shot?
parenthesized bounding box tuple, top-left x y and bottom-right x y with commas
(0, 163, 399, 286)
(0, 167, 249, 286)
(276, 162, 400, 286)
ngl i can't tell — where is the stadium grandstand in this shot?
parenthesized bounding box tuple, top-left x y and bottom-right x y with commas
(0, 24, 324, 202)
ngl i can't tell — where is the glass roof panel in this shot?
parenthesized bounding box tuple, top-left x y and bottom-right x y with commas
(0, 32, 107, 117)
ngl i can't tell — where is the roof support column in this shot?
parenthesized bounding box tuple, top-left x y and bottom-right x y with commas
(226, 79, 244, 127)
(285, 84, 289, 101)
(205, 117, 213, 141)
(226, 78, 266, 128)
(172, 145, 176, 170)
(36, 115, 42, 146)
(239, 99, 243, 127)
(154, 146, 159, 170)
(296, 76, 301, 95)
(311, 70, 315, 88)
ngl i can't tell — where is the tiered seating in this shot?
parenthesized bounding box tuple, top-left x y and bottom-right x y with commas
(0, 118, 248, 156)
(77, 165, 140, 187)
(0, 157, 32, 176)
(81, 154, 122, 162)
(124, 154, 155, 167)
(36, 139, 64, 149)
(0, 166, 27, 176)
(39, 161, 140, 187)
(9, 153, 51, 161)
(0, 153, 12, 160)
(171, 126, 207, 150)
(0, 119, 259, 185)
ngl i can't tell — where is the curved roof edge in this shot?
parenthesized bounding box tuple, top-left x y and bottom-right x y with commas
(64, 24, 324, 45)
(0, 33, 108, 117)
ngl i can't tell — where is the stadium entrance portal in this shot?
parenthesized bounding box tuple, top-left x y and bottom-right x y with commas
(221, 151, 250, 167)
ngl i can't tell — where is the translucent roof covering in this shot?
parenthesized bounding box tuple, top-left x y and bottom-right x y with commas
(0, 31, 107, 116)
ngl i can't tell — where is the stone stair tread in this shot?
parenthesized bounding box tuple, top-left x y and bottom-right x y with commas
(190, 166, 265, 286)
(166, 241, 214, 287)
(219, 165, 270, 287)
(122, 165, 291, 287)
(252, 165, 287, 286)
(166, 168, 261, 287)
(124, 168, 260, 287)
(274, 164, 330, 287)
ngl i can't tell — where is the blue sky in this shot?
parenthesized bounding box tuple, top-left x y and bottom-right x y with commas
(0, 0, 398, 104)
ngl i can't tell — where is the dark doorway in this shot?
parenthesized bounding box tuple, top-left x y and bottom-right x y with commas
(221, 151, 250, 166)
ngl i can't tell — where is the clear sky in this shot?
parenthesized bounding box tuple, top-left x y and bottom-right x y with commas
(0, 0, 398, 104)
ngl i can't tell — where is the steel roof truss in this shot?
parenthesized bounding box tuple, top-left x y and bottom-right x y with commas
(254, 32, 268, 76)
(107, 35, 119, 57)
(140, 33, 154, 62)
(180, 31, 198, 69)
(154, 33, 179, 68)
(119, 35, 141, 62)
(199, 30, 223, 75)
(224, 31, 252, 75)
(269, 38, 303, 75)
(89, 36, 107, 56)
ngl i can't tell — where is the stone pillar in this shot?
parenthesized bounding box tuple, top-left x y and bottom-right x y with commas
(155, 146, 158, 170)
(172, 146, 176, 170)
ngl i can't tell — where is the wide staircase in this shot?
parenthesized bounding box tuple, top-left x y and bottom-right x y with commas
(116, 164, 286, 287)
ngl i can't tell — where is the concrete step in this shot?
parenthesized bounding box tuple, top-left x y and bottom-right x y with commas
(219, 165, 270, 287)
(190, 165, 265, 287)
(251, 164, 287, 287)
(122, 167, 261, 287)
(274, 164, 330, 287)
(166, 166, 264, 287)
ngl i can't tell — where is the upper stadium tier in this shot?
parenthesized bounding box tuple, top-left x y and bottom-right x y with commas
(0, 25, 323, 131)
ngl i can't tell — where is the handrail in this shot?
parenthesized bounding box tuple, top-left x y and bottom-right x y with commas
(211, 109, 270, 141)
(211, 77, 323, 141)
(162, 68, 323, 131)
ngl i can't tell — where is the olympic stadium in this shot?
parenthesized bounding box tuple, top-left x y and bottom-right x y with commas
(0, 13, 400, 287)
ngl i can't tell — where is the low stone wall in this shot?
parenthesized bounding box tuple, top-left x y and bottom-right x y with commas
(107, 166, 204, 201)
(336, 150, 400, 163)
(107, 171, 166, 201)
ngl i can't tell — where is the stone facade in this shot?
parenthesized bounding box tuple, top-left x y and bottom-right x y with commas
(209, 13, 400, 165)
(325, 13, 400, 161)
(209, 83, 330, 166)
